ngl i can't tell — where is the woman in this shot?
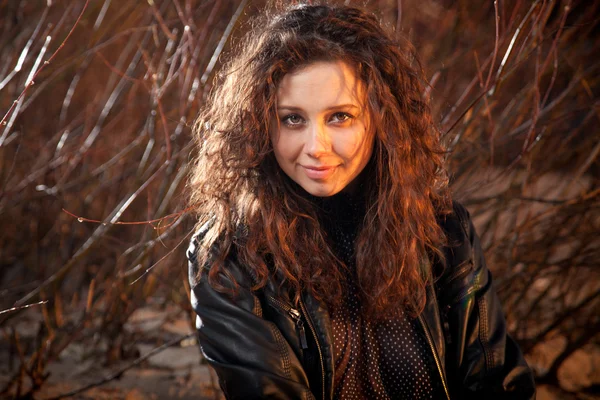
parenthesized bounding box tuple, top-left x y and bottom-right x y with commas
(186, 3, 535, 399)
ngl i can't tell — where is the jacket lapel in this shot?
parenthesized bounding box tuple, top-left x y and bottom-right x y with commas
(302, 291, 335, 400)
(421, 282, 447, 381)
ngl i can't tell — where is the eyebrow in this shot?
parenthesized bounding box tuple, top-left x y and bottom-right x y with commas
(277, 104, 360, 112)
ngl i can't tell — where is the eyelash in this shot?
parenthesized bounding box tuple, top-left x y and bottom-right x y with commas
(280, 112, 354, 127)
(281, 114, 304, 127)
(331, 112, 352, 123)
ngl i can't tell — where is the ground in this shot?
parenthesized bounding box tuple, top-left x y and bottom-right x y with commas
(2, 303, 598, 399)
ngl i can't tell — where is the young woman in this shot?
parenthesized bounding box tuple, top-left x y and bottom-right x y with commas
(186, 3, 536, 399)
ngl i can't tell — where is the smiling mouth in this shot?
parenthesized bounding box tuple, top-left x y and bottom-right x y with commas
(303, 165, 336, 170)
(300, 164, 338, 179)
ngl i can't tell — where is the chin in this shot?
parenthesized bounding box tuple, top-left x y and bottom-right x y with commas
(301, 183, 341, 198)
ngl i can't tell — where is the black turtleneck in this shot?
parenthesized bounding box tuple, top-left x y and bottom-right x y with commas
(312, 188, 366, 269)
(308, 187, 444, 400)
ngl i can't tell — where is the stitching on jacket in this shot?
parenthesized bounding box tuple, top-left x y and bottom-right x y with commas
(455, 203, 498, 374)
(258, 292, 292, 379)
(477, 296, 494, 373)
(254, 295, 263, 318)
(270, 323, 292, 379)
(304, 388, 312, 400)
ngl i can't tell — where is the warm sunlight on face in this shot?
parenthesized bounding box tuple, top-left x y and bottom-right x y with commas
(270, 61, 375, 197)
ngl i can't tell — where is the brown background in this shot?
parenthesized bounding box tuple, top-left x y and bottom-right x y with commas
(0, 0, 598, 399)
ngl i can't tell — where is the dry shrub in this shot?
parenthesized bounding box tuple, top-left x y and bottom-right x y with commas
(0, 0, 597, 398)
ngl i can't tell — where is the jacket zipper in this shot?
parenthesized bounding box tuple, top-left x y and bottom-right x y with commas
(418, 314, 451, 400)
(267, 295, 308, 349)
(299, 297, 326, 400)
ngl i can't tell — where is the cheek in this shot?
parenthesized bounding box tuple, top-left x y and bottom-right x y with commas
(336, 128, 371, 161)
(272, 131, 300, 162)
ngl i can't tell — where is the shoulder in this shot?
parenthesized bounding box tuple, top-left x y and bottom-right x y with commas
(186, 217, 255, 290)
(186, 218, 214, 284)
(435, 201, 479, 279)
(436, 201, 474, 258)
(434, 201, 491, 302)
(437, 200, 471, 243)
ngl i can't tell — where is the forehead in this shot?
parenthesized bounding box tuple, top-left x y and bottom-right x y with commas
(276, 61, 365, 108)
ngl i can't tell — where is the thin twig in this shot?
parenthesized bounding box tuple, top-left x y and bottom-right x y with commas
(0, 301, 48, 316)
(0, 0, 90, 130)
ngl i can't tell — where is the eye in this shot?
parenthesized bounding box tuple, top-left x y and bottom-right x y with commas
(281, 114, 305, 128)
(330, 112, 353, 124)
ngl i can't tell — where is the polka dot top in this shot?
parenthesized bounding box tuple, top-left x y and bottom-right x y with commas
(315, 190, 444, 400)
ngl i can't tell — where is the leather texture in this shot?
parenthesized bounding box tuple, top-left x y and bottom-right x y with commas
(188, 202, 536, 399)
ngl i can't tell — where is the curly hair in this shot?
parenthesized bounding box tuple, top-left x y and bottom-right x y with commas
(188, 2, 451, 320)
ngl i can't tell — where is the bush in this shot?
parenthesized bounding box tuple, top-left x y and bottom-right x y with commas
(0, 0, 598, 398)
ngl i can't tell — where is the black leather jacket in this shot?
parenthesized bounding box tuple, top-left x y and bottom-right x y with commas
(187, 203, 536, 399)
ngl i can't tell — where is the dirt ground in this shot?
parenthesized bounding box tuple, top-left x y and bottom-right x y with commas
(2, 303, 598, 399)
(1, 305, 224, 400)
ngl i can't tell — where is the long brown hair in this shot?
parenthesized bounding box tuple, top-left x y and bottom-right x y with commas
(188, 2, 451, 319)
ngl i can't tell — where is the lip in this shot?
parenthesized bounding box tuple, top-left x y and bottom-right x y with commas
(300, 164, 338, 180)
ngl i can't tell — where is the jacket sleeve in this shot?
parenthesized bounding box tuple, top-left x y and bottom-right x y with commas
(187, 234, 315, 400)
(440, 203, 536, 400)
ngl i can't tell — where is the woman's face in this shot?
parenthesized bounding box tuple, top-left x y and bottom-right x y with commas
(270, 61, 375, 197)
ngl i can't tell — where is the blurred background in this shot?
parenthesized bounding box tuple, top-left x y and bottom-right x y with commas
(0, 0, 598, 399)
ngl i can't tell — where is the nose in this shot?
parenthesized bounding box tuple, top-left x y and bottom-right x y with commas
(305, 122, 331, 158)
